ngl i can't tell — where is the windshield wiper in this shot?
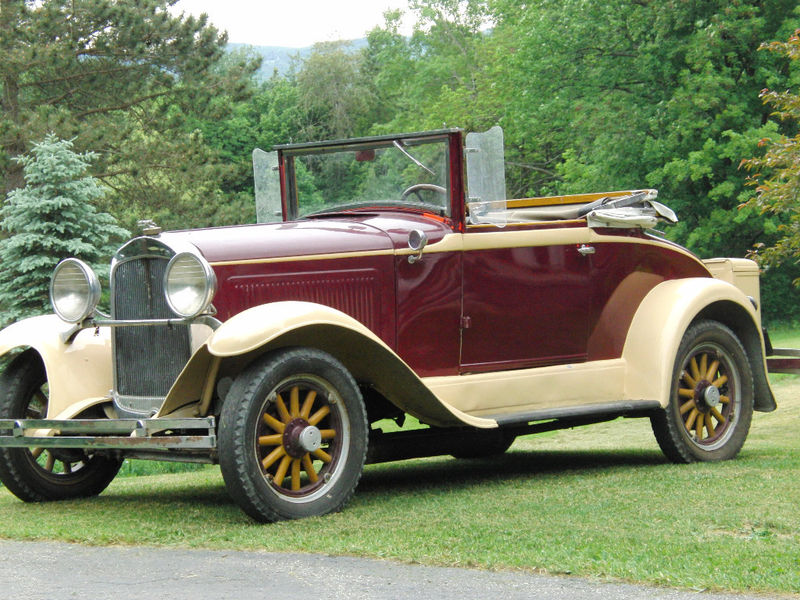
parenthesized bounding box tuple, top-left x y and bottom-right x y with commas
(393, 141, 435, 176)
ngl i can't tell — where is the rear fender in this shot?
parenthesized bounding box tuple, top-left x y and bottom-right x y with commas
(622, 278, 774, 411)
(0, 315, 112, 418)
(192, 301, 496, 428)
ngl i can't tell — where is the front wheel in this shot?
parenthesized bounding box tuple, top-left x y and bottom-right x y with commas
(650, 320, 754, 463)
(0, 350, 122, 501)
(218, 348, 368, 522)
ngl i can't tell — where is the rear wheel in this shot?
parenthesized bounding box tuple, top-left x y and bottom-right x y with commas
(218, 348, 368, 522)
(0, 350, 122, 501)
(651, 320, 753, 463)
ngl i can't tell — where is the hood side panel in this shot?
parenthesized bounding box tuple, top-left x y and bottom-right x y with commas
(211, 255, 396, 349)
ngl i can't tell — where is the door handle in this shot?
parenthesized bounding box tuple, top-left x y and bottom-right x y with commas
(577, 244, 595, 256)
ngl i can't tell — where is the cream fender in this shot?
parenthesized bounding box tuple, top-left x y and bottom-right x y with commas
(622, 277, 771, 408)
(0, 315, 112, 418)
(197, 301, 497, 429)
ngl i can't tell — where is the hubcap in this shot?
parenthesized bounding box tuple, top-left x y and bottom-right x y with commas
(703, 384, 721, 409)
(282, 419, 323, 458)
(298, 425, 322, 452)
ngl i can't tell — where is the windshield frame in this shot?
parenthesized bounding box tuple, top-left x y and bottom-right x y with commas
(276, 129, 464, 224)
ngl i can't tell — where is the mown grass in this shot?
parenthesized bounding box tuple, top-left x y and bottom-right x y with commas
(1, 336, 799, 595)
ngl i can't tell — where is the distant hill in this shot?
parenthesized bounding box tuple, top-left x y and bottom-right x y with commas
(228, 39, 368, 79)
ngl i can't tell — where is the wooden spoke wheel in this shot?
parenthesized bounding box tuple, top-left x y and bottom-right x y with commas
(219, 348, 368, 522)
(651, 320, 753, 463)
(256, 377, 344, 497)
(0, 350, 122, 501)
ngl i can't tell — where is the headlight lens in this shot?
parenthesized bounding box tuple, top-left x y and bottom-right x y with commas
(50, 258, 101, 323)
(164, 252, 217, 318)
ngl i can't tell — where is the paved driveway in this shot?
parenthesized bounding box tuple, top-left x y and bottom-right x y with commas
(0, 540, 787, 600)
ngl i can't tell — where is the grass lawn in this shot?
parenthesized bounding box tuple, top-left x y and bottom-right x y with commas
(1, 335, 799, 595)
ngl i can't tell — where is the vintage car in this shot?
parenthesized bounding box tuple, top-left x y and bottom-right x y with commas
(0, 126, 779, 522)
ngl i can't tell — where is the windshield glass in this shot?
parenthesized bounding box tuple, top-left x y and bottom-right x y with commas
(287, 135, 450, 218)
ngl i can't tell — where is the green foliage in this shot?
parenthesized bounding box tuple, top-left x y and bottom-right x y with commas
(742, 31, 800, 278)
(294, 41, 377, 140)
(0, 135, 128, 325)
(0, 0, 259, 229)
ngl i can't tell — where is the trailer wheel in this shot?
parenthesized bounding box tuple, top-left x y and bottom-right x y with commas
(651, 320, 754, 463)
(218, 348, 368, 522)
(0, 350, 122, 502)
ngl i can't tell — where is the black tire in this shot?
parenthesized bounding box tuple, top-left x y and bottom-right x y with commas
(0, 350, 122, 501)
(451, 429, 515, 459)
(218, 348, 368, 522)
(651, 320, 754, 463)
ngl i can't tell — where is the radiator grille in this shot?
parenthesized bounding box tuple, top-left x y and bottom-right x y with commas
(112, 256, 191, 415)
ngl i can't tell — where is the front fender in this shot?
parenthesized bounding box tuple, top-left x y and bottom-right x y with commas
(622, 278, 772, 410)
(206, 301, 380, 358)
(0, 315, 112, 418)
(202, 301, 496, 429)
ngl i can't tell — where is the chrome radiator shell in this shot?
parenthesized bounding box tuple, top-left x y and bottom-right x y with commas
(110, 238, 191, 417)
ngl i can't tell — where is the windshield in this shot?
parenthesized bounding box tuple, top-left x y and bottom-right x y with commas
(285, 135, 450, 219)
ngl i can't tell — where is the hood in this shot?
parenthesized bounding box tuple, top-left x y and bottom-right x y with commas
(159, 213, 454, 264)
(160, 218, 392, 264)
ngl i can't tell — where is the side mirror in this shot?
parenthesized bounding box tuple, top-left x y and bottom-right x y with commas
(407, 229, 428, 264)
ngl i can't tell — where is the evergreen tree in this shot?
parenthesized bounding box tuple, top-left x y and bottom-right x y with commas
(0, 135, 128, 325)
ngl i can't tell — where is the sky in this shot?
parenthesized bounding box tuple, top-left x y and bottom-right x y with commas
(170, 0, 413, 48)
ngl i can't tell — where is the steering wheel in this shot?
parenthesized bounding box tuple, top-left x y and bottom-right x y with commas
(401, 183, 447, 203)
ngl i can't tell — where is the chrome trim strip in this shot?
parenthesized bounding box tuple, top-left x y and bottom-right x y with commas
(61, 315, 221, 344)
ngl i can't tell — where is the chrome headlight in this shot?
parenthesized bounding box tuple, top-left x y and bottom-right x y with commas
(50, 258, 101, 323)
(164, 252, 217, 318)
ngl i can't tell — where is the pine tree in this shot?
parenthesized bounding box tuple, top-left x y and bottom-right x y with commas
(0, 135, 128, 325)
(0, 0, 259, 224)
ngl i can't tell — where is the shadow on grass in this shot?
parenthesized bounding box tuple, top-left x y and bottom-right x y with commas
(357, 447, 667, 494)
(79, 443, 779, 522)
(105, 477, 229, 504)
(84, 448, 667, 515)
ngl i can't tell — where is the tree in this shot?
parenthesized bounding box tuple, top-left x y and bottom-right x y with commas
(363, 0, 495, 135)
(0, 0, 259, 222)
(742, 30, 800, 277)
(642, 1, 797, 259)
(294, 41, 377, 140)
(0, 135, 128, 325)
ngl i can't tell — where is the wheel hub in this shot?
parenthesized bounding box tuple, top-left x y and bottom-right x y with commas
(283, 418, 322, 458)
(703, 384, 721, 408)
(693, 381, 717, 413)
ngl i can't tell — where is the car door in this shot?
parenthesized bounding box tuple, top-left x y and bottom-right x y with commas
(459, 227, 593, 373)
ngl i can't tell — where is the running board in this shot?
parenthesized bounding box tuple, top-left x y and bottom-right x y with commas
(0, 417, 216, 451)
(480, 401, 662, 427)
